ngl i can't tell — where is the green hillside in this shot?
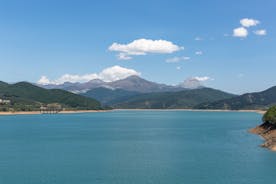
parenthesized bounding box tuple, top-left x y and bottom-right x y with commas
(196, 86, 276, 110)
(0, 81, 102, 111)
(113, 88, 235, 109)
(82, 87, 141, 105)
(263, 106, 276, 124)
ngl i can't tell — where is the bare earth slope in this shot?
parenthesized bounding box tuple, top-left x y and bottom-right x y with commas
(250, 122, 276, 151)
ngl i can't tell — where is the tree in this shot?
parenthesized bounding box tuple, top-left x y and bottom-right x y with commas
(263, 106, 276, 125)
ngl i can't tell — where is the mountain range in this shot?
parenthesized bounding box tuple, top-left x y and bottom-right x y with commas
(109, 86, 276, 110)
(196, 86, 276, 110)
(76, 78, 236, 108)
(110, 88, 236, 109)
(38, 75, 276, 110)
(1, 76, 274, 112)
(40, 75, 197, 93)
(82, 87, 141, 105)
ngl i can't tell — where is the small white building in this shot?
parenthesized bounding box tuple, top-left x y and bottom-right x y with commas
(0, 99, 11, 105)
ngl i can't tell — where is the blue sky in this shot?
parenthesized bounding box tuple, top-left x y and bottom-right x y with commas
(0, 0, 275, 94)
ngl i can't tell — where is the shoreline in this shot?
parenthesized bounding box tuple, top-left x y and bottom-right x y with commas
(0, 109, 265, 116)
(249, 123, 276, 152)
(0, 110, 108, 116)
(113, 109, 266, 114)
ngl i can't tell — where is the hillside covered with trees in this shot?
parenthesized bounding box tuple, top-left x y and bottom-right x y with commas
(0, 81, 102, 111)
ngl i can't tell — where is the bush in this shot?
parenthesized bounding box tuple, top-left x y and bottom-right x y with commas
(263, 106, 276, 124)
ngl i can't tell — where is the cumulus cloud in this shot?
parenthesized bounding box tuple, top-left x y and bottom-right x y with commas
(50, 73, 99, 84)
(109, 38, 184, 60)
(37, 66, 141, 85)
(240, 18, 260, 27)
(233, 27, 248, 38)
(254, 29, 267, 36)
(193, 76, 211, 81)
(232, 18, 267, 38)
(37, 76, 51, 85)
(98, 65, 140, 82)
(38, 74, 98, 85)
(166, 56, 190, 63)
(195, 51, 203, 55)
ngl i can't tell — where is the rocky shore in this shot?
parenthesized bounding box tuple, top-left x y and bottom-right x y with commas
(250, 122, 276, 151)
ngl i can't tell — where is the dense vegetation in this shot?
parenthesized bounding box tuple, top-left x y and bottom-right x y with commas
(196, 86, 276, 110)
(0, 81, 102, 111)
(263, 106, 276, 125)
(111, 88, 235, 109)
(82, 87, 141, 105)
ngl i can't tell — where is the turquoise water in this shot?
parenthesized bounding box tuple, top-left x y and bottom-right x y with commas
(0, 110, 275, 184)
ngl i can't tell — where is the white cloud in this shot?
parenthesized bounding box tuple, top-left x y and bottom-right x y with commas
(37, 76, 51, 85)
(231, 18, 266, 38)
(98, 65, 140, 82)
(37, 66, 141, 85)
(176, 66, 181, 70)
(195, 51, 203, 55)
(193, 76, 211, 82)
(254, 29, 266, 36)
(109, 38, 184, 60)
(53, 73, 99, 84)
(233, 27, 248, 38)
(240, 18, 260, 27)
(166, 56, 190, 63)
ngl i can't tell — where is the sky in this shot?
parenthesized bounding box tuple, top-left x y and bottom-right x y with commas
(0, 0, 275, 94)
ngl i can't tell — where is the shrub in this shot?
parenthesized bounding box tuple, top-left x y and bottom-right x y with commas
(263, 106, 276, 124)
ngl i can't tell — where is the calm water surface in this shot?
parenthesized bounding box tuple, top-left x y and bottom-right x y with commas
(0, 111, 275, 184)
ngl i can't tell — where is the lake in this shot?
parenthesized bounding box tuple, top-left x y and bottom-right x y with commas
(0, 110, 275, 184)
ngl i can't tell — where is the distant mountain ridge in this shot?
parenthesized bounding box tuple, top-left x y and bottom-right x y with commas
(108, 87, 236, 109)
(39, 75, 192, 93)
(82, 87, 141, 105)
(196, 86, 276, 110)
(2, 79, 275, 111)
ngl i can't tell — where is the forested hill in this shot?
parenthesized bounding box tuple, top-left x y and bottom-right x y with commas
(112, 87, 236, 109)
(0, 81, 102, 111)
(196, 86, 276, 110)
